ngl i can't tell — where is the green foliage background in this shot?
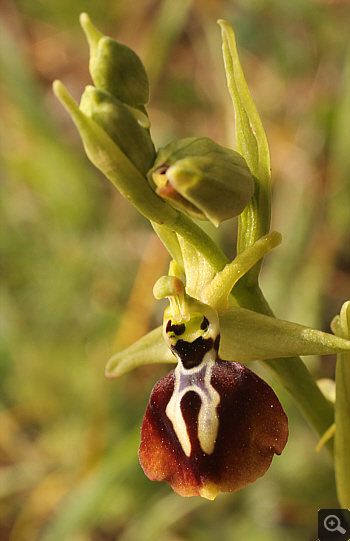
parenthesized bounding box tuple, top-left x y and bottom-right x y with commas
(1, 0, 349, 540)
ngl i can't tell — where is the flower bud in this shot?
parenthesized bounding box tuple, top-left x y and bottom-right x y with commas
(80, 14, 149, 107)
(147, 137, 255, 226)
(80, 86, 155, 176)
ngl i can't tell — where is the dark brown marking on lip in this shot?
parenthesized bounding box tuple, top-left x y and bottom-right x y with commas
(166, 320, 186, 336)
(214, 334, 220, 353)
(171, 336, 214, 369)
(201, 316, 210, 330)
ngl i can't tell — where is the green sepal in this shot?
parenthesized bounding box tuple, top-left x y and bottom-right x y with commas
(105, 326, 174, 379)
(80, 86, 155, 176)
(220, 308, 350, 361)
(105, 306, 350, 378)
(151, 222, 227, 304)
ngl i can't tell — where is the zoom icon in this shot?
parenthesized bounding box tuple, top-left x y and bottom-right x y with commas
(318, 509, 349, 541)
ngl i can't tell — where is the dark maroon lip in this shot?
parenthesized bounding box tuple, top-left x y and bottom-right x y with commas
(138, 359, 288, 498)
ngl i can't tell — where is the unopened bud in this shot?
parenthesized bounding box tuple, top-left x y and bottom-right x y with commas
(148, 137, 255, 226)
(80, 86, 155, 176)
(80, 13, 149, 107)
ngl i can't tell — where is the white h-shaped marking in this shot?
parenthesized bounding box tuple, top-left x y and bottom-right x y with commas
(166, 350, 220, 457)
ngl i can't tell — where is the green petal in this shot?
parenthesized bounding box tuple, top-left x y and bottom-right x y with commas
(200, 232, 281, 313)
(332, 301, 350, 508)
(220, 307, 350, 362)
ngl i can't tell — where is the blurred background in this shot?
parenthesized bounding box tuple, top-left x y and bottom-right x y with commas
(1, 0, 349, 540)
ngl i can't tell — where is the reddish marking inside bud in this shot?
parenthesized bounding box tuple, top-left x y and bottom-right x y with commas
(155, 172, 202, 217)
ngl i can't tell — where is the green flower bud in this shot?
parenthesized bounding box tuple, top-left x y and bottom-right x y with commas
(147, 137, 255, 226)
(80, 86, 155, 176)
(80, 13, 149, 107)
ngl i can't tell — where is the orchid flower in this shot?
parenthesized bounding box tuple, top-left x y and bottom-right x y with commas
(138, 261, 288, 499)
(53, 14, 350, 503)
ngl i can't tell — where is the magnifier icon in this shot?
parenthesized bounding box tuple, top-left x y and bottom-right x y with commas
(324, 515, 346, 534)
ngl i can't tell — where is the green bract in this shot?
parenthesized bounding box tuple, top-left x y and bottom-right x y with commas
(148, 137, 255, 226)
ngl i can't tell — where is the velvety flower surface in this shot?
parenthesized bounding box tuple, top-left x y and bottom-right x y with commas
(139, 358, 288, 500)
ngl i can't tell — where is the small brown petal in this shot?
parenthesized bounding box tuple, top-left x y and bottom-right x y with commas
(138, 360, 288, 499)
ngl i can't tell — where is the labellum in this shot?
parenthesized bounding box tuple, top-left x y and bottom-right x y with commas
(138, 298, 289, 500)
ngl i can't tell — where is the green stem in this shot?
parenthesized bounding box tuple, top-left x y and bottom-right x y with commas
(333, 302, 350, 506)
